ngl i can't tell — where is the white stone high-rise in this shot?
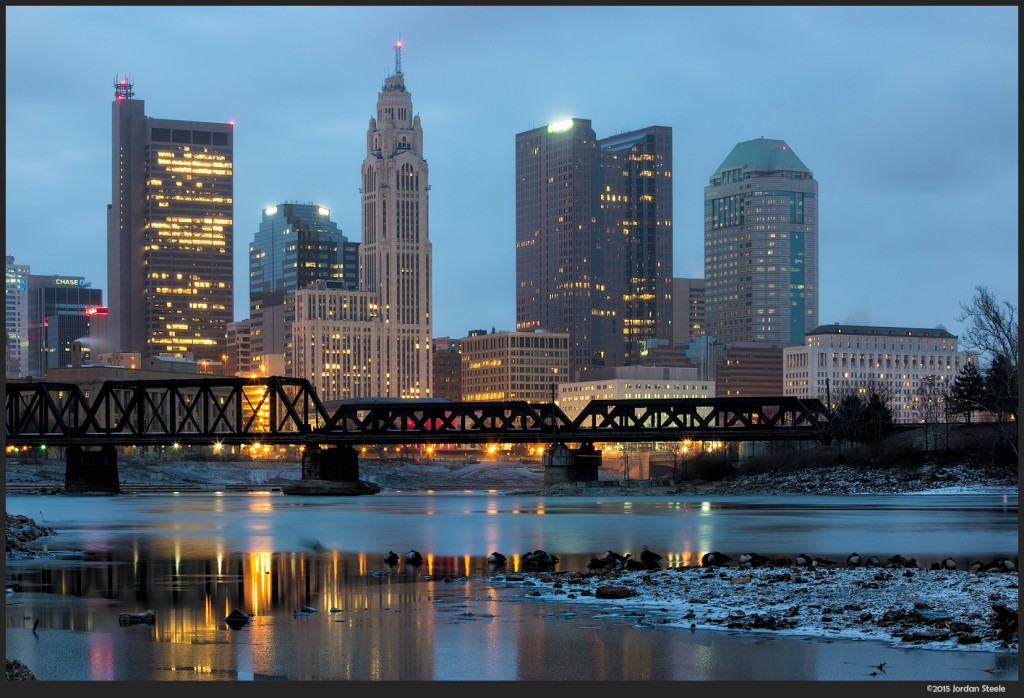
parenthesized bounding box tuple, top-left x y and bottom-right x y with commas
(293, 40, 432, 400)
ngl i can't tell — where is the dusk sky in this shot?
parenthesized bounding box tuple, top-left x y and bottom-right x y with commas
(5, 5, 1018, 345)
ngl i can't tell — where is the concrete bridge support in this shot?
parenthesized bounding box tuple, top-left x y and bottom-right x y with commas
(543, 442, 601, 486)
(301, 444, 360, 482)
(65, 444, 120, 495)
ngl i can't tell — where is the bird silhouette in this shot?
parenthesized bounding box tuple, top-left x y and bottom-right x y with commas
(639, 546, 662, 565)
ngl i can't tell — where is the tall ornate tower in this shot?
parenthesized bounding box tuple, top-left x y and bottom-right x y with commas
(359, 39, 432, 397)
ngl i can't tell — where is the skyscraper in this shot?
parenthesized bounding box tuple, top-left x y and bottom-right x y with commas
(704, 137, 818, 346)
(107, 77, 234, 363)
(358, 39, 432, 398)
(249, 202, 357, 373)
(598, 126, 673, 364)
(515, 119, 673, 379)
(5, 256, 30, 378)
(516, 119, 600, 380)
(292, 40, 432, 400)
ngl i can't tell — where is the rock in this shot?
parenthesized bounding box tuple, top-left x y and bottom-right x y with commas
(595, 584, 635, 599)
(901, 629, 951, 643)
(6, 659, 37, 681)
(119, 610, 156, 625)
(224, 608, 251, 629)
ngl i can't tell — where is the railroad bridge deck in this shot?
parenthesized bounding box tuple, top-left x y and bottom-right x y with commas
(5, 377, 830, 494)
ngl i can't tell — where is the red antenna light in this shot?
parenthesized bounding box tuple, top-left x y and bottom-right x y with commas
(229, 120, 235, 127)
(114, 75, 134, 101)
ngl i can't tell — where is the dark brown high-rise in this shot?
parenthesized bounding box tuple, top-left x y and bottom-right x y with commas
(107, 77, 234, 362)
(515, 120, 672, 379)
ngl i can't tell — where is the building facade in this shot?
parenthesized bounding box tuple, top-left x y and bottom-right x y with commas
(704, 137, 818, 346)
(558, 365, 714, 421)
(249, 202, 356, 374)
(715, 341, 790, 397)
(782, 324, 973, 423)
(460, 330, 570, 403)
(431, 336, 463, 402)
(291, 281, 385, 401)
(5, 256, 30, 378)
(225, 319, 254, 377)
(515, 119, 673, 380)
(107, 77, 233, 363)
(25, 274, 103, 377)
(598, 126, 674, 365)
(671, 277, 706, 346)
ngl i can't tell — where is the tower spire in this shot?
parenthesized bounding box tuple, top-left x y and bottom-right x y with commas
(394, 35, 403, 77)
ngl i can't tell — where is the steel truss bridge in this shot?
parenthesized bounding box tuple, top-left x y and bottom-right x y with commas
(5, 377, 830, 448)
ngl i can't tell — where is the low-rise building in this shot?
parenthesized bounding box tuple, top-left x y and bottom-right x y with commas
(558, 365, 715, 421)
(461, 329, 569, 402)
(782, 323, 974, 423)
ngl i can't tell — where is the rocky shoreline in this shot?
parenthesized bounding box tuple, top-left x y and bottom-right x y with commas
(486, 556, 1019, 655)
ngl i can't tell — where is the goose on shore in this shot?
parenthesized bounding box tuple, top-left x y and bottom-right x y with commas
(739, 552, 770, 567)
(623, 554, 647, 571)
(639, 546, 662, 565)
(701, 551, 732, 567)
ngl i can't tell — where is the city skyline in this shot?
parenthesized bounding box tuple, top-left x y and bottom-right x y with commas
(5, 5, 1019, 345)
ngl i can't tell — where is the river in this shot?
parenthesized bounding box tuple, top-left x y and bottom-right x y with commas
(4, 490, 1018, 684)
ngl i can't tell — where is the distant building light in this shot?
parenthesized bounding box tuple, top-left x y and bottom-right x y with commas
(264, 205, 278, 216)
(318, 207, 330, 217)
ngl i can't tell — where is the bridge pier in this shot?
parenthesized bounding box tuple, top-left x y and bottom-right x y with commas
(543, 442, 601, 486)
(302, 444, 360, 482)
(285, 444, 379, 495)
(65, 444, 120, 495)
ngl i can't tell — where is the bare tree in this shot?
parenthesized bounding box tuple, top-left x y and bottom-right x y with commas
(915, 374, 949, 452)
(956, 286, 1018, 457)
(957, 286, 1019, 371)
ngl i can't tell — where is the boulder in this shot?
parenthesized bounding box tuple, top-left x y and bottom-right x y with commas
(595, 584, 635, 599)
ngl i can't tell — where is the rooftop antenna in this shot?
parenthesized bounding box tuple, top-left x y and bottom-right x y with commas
(394, 35, 403, 77)
(114, 75, 134, 101)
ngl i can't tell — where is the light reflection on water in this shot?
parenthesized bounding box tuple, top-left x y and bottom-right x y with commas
(4, 491, 1018, 681)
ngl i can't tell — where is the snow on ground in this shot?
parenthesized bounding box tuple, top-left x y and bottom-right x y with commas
(487, 562, 1019, 655)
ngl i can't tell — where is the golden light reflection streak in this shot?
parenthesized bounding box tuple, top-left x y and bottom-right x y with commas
(248, 551, 273, 616)
(464, 554, 471, 577)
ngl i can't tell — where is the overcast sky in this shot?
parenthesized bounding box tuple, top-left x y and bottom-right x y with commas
(5, 5, 1018, 345)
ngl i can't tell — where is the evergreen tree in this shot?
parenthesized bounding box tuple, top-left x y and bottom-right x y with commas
(949, 361, 986, 423)
(861, 392, 894, 443)
(984, 352, 1019, 421)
